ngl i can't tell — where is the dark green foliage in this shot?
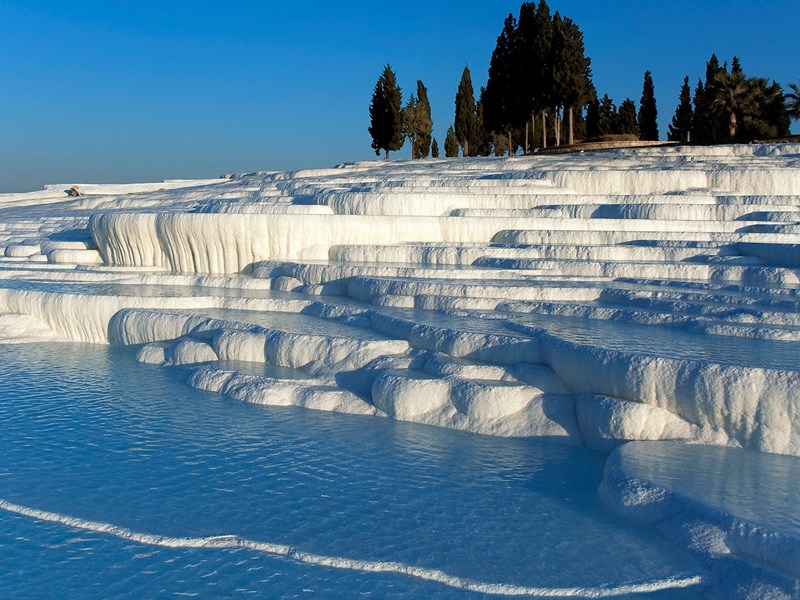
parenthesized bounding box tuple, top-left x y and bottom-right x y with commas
(515, 1, 552, 126)
(368, 65, 404, 159)
(416, 81, 433, 157)
(694, 56, 792, 141)
(585, 99, 600, 139)
(692, 54, 728, 143)
(531, 0, 553, 106)
(402, 80, 434, 159)
(482, 1, 593, 149)
(475, 88, 494, 156)
(708, 69, 756, 139)
(571, 103, 587, 141)
(706, 54, 722, 83)
(550, 12, 592, 144)
(740, 78, 790, 139)
(616, 98, 638, 136)
(454, 66, 479, 156)
(597, 94, 616, 135)
(513, 2, 537, 126)
(787, 81, 800, 121)
(444, 126, 459, 157)
(431, 138, 439, 158)
(401, 95, 420, 157)
(483, 14, 519, 140)
(731, 56, 743, 76)
(493, 131, 509, 156)
(691, 79, 706, 141)
(668, 76, 693, 142)
(638, 71, 658, 140)
(528, 1, 554, 146)
(762, 80, 791, 135)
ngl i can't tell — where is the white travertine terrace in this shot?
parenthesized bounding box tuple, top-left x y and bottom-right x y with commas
(0, 144, 798, 456)
(2, 144, 799, 597)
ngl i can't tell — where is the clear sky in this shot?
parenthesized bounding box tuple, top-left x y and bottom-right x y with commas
(1, 0, 797, 192)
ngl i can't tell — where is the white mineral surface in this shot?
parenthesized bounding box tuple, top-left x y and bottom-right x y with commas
(2, 145, 798, 453)
(3, 144, 799, 595)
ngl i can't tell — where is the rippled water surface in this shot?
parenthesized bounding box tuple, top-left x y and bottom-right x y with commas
(513, 312, 800, 371)
(0, 343, 706, 598)
(616, 442, 800, 537)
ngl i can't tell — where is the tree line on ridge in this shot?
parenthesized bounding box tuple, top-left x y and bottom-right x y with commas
(368, 0, 799, 159)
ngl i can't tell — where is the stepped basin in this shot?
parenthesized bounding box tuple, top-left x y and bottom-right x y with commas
(0, 343, 707, 599)
(601, 441, 800, 597)
(2, 145, 800, 598)
(508, 312, 800, 371)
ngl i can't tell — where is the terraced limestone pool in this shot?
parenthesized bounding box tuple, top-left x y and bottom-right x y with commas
(0, 343, 706, 599)
(3, 145, 799, 598)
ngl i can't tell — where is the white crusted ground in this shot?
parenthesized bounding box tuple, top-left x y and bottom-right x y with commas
(3, 144, 799, 596)
(2, 144, 798, 455)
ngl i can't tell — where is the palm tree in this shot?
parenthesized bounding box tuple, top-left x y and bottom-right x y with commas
(786, 80, 800, 122)
(708, 71, 758, 140)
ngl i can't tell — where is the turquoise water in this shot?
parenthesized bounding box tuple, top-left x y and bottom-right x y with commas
(0, 343, 706, 598)
(614, 441, 800, 538)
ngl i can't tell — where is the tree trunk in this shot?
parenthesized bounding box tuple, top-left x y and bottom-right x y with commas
(385, 149, 390, 160)
(542, 110, 547, 149)
(508, 129, 512, 156)
(568, 106, 574, 145)
(531, 113, 536, 150)
(463, 140, 469, 157)
(729, 112, 737, 139)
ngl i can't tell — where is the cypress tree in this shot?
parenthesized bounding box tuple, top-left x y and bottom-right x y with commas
(512, 1, 553, 148)
(431, 138, 439, 158)
(485, 1, 594, 149)
(368, 65, 404, 159)
(693, 54, 727, 143)
(731, 56, 743, 77)
(691, 79, 705, 142)
(483, 13, 518, 153)
(550, 13, 592, 145)
(549, 11, 566, 146)
(597, 94, 616, 135)
(402, 81, 433, 159)
(638, 70, 659, 140)
(668, 76, 693, 142)
(444, 126, 459, 157)
(416, 81, 433, 158)
(531, 0, 553, 147)
(475, 87, 494, 156)
(616, 98, 638, 135)
(455, 66, 479, 157)
(585, 99, 600, 139)
(706, 54, 722, 84)
(402, 94, 420, 158)
(514, 2, 538, 144)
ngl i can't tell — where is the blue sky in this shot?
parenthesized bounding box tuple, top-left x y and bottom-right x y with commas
(0, 0, 797, 192)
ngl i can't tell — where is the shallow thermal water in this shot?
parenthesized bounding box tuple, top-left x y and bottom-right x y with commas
(613, 442, 800, 538)
(512, 313, 800, 371)
(0, 343, 707, 599)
